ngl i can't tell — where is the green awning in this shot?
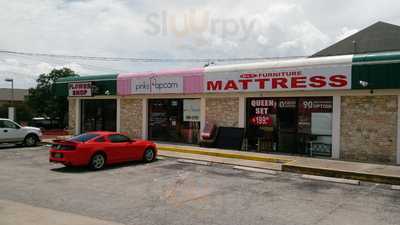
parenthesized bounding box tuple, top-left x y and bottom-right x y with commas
(54, 74, 117, 97)
(352, 52, 400, 89)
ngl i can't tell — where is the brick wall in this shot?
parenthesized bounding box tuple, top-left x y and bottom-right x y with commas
(341, 96, 397, 164)
(68, 99, 76, 134)
(206, 97, 239, 127)
(120, 99, 143, 139)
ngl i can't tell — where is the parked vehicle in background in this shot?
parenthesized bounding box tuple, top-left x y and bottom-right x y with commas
(29, 117, 63, 130)
(49, 131, 157, 170)
(0, 118, 42, 146)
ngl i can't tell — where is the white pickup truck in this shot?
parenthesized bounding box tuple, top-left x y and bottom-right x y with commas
(0, 118, 42, 146)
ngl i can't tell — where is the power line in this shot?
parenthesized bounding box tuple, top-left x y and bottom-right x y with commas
(0, 49, 305, 63)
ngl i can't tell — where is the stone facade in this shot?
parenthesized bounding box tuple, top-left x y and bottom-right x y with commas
(341, 96, 397, 164)
(67, 95, 399, 164)
(68, 98, 76, 134)
(206, 97, 239, 127)
(120, 98, 143, 139)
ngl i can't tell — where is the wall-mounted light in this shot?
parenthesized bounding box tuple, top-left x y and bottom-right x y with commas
(359, 80, 374, 94)
(359, 80, 369, 87)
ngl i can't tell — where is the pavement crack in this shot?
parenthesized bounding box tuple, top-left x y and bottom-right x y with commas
(313, 201, 345, 225)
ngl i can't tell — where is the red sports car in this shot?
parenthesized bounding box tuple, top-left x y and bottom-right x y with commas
(49, 131, 157, 170)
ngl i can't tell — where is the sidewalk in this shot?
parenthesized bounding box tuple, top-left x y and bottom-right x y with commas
(159, 147, 284, 171)
(157, 143, 400, 185)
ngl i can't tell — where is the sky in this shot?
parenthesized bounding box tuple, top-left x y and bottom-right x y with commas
(0, 0, 399, 88)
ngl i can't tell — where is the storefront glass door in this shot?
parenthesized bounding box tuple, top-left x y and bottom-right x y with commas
(277, 98, 298, 153)
(81, 99, 116, 133)
(245, 97, 333, 156)
(148, 99, 200, 144)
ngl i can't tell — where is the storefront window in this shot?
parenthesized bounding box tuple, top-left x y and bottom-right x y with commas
(81, 99, 116, 133)
(245, 97, 332, 156)
(148, 99, 200, 144)
(245, 98, 278, 152)
(298, 97, 333, 156)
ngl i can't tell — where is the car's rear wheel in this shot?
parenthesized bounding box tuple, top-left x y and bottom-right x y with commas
(24, 134, 38, 147)
(143, 148, 155, 163)
(90, 153, 106, 170)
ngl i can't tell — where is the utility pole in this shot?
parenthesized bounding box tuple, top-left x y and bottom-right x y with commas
(5, 78, 14, 120)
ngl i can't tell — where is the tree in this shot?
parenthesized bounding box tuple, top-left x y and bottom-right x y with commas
(26, 68, 77, 128)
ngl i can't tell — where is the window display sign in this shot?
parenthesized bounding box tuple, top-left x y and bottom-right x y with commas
(68, 82, 92, 97)
(297, 97, 333, 134)
(204, 65, 351, 93)
(183, 99, 200, 122)
(131, 75, 183, 94)
(278, 98, 297, 108)
(299, 98, 332, 113)
(250, 115, 273, 126)
(248, 98, 276, 126)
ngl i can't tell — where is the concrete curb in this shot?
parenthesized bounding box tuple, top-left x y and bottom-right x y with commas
(177, 159, 212, 166)
(158, 146, 291, 164)
(392, 185, 400, 190)
(233, 166, 277, 175)
(302, 174, 360, 185)
(282, 164, 400, 185)
(158, 152, 282, 171)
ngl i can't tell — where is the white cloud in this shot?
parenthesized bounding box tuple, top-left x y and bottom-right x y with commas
(257, 35, 269, 46)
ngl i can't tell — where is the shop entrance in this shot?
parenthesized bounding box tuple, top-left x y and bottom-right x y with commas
(277, 102, 298, 153)
(81, 99, 116, 133)
(148, 99, 200, 144)
(245, 97, 333, 156)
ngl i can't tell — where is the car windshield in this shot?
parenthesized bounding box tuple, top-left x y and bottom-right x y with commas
(0, 120, 21, 129)
(10, 120, 21, 128)
(68, 133, 100, 142)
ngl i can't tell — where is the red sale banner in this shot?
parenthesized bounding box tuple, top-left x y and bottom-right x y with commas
(250, 115, 273, 126)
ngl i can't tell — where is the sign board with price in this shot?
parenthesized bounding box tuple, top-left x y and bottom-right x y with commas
(297, 97, 333, 134)
(299, 98, 332, 113)
(248, 98, 276, 126)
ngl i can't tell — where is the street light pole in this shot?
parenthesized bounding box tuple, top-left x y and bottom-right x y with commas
(4, 78, 14, 106)
(4, 78, 14, 120)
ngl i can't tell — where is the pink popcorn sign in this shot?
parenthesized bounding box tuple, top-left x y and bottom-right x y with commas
(117, 68, 204, 95)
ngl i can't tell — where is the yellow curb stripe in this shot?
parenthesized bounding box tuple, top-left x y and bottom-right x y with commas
(158, 146, 291, 164)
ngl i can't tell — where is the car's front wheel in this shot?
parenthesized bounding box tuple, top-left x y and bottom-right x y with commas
(143, 148, 155, 163)
(24, 134, 38, 147)
(90, 153, 106, 170)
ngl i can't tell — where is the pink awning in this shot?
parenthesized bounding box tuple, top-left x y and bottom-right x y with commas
(117, 68, 204, 95)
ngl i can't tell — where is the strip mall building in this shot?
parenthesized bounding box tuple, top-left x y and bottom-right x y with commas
(55, 51, 400, 165)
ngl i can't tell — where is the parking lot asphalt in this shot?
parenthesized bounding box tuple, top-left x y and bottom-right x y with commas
(0, 145, 399, 225)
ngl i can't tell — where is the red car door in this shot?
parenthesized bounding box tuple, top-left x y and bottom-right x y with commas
(102, 141, 124, 163)
(91, 136, 119, 163)
(107, 134, 136, 162)
(126, 140, 142, 160)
